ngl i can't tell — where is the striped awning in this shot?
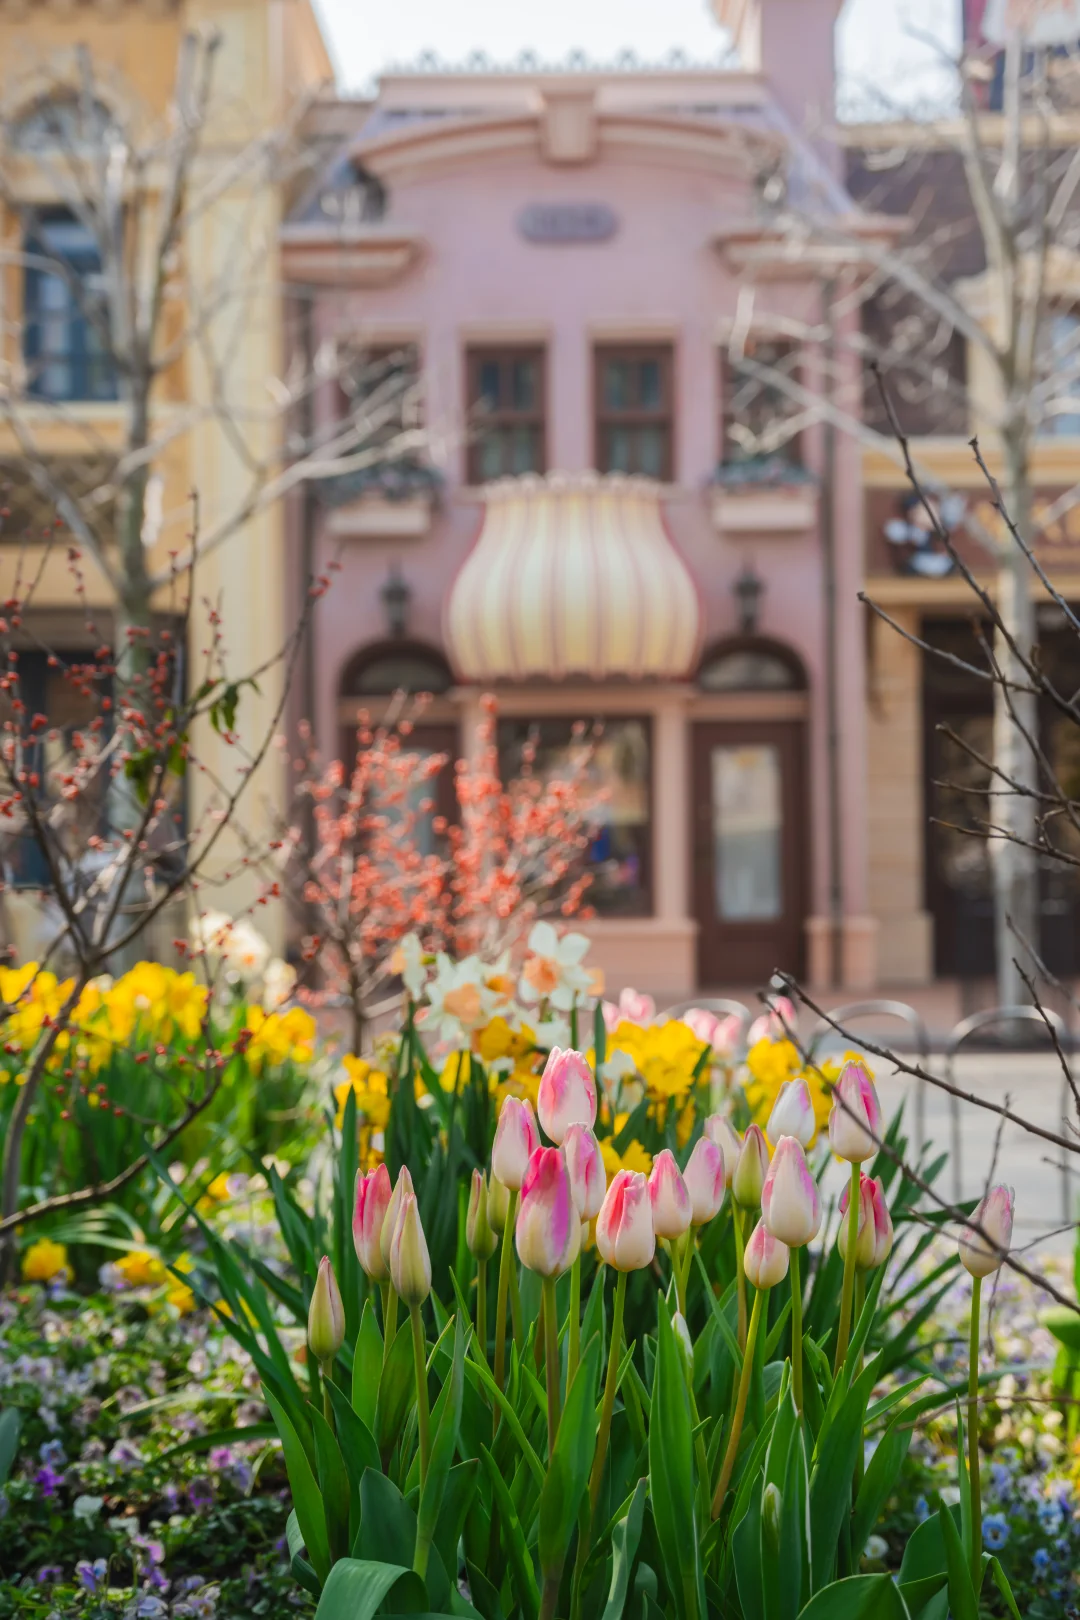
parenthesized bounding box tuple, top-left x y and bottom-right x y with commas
(445, 473, 702, 682)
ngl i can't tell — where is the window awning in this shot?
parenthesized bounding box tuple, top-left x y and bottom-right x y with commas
(445, 473, 702, 682)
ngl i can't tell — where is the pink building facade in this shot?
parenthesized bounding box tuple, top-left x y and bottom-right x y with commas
(284, 0, 877, 996)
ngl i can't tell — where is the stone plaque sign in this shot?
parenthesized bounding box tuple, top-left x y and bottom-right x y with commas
(518, 202, 618, 244)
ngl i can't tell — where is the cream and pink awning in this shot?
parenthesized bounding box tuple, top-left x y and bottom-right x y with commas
(445, 474, 702, 682)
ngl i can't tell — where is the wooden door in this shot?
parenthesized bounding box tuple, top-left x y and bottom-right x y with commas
(691, 721, 807, 987)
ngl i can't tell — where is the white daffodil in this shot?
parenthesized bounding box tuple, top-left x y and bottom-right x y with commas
(262, 957, 297, 1011)
(518, 920, 593, 1012)
(421, 953, 492, 1046)
(390, 932, 428, 998)
(220, 920, 272, 984)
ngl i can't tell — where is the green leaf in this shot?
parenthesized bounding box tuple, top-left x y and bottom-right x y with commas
(263, 1386, 331, 1587)
(851, 1416, 911, 1560)
(313, 1558, 427, 1620)
(354, 1468, 417, 1569)
(434, 1460, 481, 1586)
(648, 1295, 704, 1620)
(796, 1575, 910, 1618)
(1040, 1305, 1080, 1353)
(777, 1420, 810, 1618)
(326, 1381, 380, 1544)
(937, 1502, 978, 1620)
(601, 1477, 647, 1620)
(464, 1346, 545, 1489)
(809, 1360, 876, 1589)
(987, 1556, 1023, 1620)
(286, 1509, 322, 1599)
(417, 1314, 466, 1577)
(0, 1408, 21, 1486)
(377, 1318, 418, 1464)
(538, 1333, 601, 1581)
(480, 1445, 540, 1620)
(311, 1400, 352, 1564)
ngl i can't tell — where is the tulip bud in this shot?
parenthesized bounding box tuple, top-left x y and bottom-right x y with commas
(353, 1164, 392, 1282)
(537, 1047, 597, 1145)
(827, 1060, 883, 1164)
(492, 1096, 540, 1192)
(596, 1168, 656, 1272)
(307, 1255, 345, 1362)
(515, 1146, 579, 1278)
(380, 1164, 415, 1270)
(743, 1219, 789, 1290)
(486, 1172, 510, 1234)
(732, 1123, 769, 1210)
(389, 1191, 432, 1306)
(761, 1136, 821, 1248)
(648, 1148, 693, 1240)
(705, 1114, 743, 1188)
(466, 1169, 498, 1261)
(839, 1173, 894, 1270)
(683, 1135, 726, 1226)
(766, 1078, 815, 1148)
(563, 1123, 605, 1220)
(958, 1184, 1014, 1279)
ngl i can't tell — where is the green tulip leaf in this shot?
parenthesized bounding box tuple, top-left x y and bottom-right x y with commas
(433, 1461, 481, 1588)
(311, 1399, 352, 1564)
(417, 1314, 466, 1578)
(0, 1408, 22, 1487)
(937, 1502, 978, 1620)
(353, 1299, 384, 1431)
(538, 1333, 601, 1582)
(325, 1381, 380, 1545)
(377, 1318, 418, 1465)
(986, 1556, 1023, 1620)
(286, 1510, 322, 1599)
(851, 1416, 911, 1560)
(263, 1386, 331, 1587)
(796, 1574, 911, 1618)
(312, 1557, 427, 1620)
(649, 1296, 704, 1620)
(354, 1468, 417, 1570)
(480, 1445, 540, 1620)
(600, 1476, 647, 1620)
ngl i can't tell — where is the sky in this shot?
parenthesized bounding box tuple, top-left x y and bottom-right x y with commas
(314, 0, 962, 111)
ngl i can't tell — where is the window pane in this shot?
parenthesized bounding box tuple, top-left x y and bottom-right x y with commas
(478, 360, 501, 410)
(712, 745, 782, 921)
(603, 360, 631, 411)
(511, 359, 538, 412)
(639, 359, 662, 410)
(637, 427, 664, 478)
(510, 425, 539, 474)
(478, 433, 504, 481)
(605, 427, 632, 473)
(699, 651, 796, 691)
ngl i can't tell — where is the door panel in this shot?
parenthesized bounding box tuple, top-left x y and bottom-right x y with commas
(692, 721, 807, 987)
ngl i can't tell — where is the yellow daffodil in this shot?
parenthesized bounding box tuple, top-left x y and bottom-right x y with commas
(114, 1250, 167, 1289)
(334, 1054, 390, 1129)
(21, 1237, 69, 1283)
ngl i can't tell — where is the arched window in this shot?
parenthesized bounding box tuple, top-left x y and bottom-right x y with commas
(339, 641, 452, 698)
(697, 638, 806, 693)
(11, 94, 117, 152)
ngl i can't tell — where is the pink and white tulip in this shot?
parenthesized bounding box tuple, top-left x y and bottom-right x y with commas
(732, 1123, 770, 1210)
(596, 1169, 656, 1272)
(839, 1173, 894, 1271)
(747, 996, 797, 1046)
(682, 1008, 741, 1055)
(648, 1148, 693, 1240)
(766, 1078, 815, 1148)
(827, 1060, 883, 1163)
(515, 1146, 580, 1277)
(705, 1114, 744, 1187)
(389, 1192, 432, 1306)
(537, 1047, 597, 1144)
(307, 1255, 346, 1362)
(492, 1096, 540, 1191)
(959, 1184, 1014, 1278)
(380, 1165, 415, 1270)
(761, 1136, 822, 1248)
(683, 1135, 726, 1226)
(353, 1163, 392, 1282)
(743, 1220, 790, 1290)
(563, 1123, 605, 1220)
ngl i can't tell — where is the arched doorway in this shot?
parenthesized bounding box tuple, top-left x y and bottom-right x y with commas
(690, 638, 809, 986)
(338, 642, 458, 841)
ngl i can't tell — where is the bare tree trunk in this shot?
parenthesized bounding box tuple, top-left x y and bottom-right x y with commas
(993, 436, 1040, 1006)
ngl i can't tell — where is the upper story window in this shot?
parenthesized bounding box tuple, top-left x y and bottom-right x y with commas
(23, 212, 117, 403)
(339, 342, 422, 442)
(466, 347, 546, 483)
(721, 339, 802, 467)
(11, 93, 116, 153)
(1039, 311, 1080, 437)
(594, 344, 674, 480)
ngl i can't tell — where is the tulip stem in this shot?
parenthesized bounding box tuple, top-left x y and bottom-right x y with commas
(567, 1253, 581, 1390)
(733, 1205, 748, 1351)
(542, 1275, 561, 1457)
(589, 1268, 626, 1512)
(383, 1283, 398, 1368)
(476, 1258, 488, 1369)
(834, 1161, 861, 1375)
(968, 1274, 983, 1591)
(712, 1285, 766, 1518)
(319, 1360, 333, 1428)
(789, 1246, 803, 1413)
(675, 1232, 692, 1318)
(410, 1304, 431, 1490)
(493, 1187, 519, 1407)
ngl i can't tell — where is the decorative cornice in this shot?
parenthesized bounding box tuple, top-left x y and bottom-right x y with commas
(280, 224, 426, 286)
(379, 46, 737, 76)
(0, 0, 178, 14)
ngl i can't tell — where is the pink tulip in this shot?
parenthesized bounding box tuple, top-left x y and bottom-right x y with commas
(515, 1146, 579, 1278)
(466, 1169, 498, 1261)
(761, 1136, 821, 1248)
(747, 996, 797, 1046)
(827, 1059, 883, 1163)
(648, 1148, 693, 1240)
(537, 1047, 597, 1144)
(353, 1164, 392, 1282)
(766, 1078, 815, 1148)
(683, 1135, 726, 1225)
(596, 1168, 655, 1271)
(563, 1123, 605, 1220)
(492, 1096, 540, 1191)
(389, 1191, 432, 1306)
(743, 1220, 789, 1289)
(840, 1173, 894, 1270)
(307, 1255, 345, 1361)
(705, 1114, 743, 1187)
(618, 987, 655, 1025)
(732, 1123, 770, 1210)
(959, 1184, 1014, 1278)
(380, 1165, 415, 1270)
